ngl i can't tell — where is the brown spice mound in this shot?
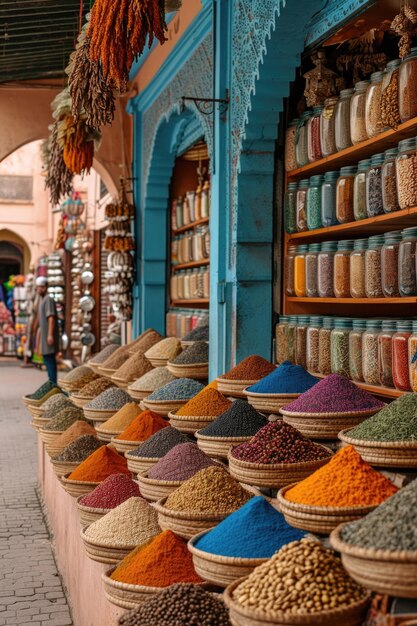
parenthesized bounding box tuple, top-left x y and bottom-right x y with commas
(221, 355, 276, 381)
(78, 377, 115, 397)
(52, 420, 97, 449)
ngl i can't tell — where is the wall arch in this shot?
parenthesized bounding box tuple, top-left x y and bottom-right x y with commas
(0, 228, 31, 273)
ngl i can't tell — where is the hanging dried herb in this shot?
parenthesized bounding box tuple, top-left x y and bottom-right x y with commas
(391, 4, 417, 59)
(62, 116, 95, 175)
(46, 122, 73, 206)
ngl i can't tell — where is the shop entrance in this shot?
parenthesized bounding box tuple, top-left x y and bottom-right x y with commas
(0, 240, 24, 280)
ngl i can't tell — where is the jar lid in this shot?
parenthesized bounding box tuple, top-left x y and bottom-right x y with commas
(333, 318, 352, 329)
(367, 235, 384, 249)
(352, 319, 367, 330)
(353, 238, 368, 250)
(337, 239, 355, 251)
(401, 227, 417, 238)
(398, 137, 417, 152)
(309, 174, 324, 185)
(354, 80, 370, 91)
(300, 110, 314, 120)
(396, 320, 413, 332)
(322, 316, 334, 328)
(366, 319, 382, 330)
(320, 241, 338, 252)
(288, 245, 297, 253)
(287, 182, 298, 190)
(412, 320, 417, 333)
(339, 88, 354, 97)
(381, 320, 397, 332)
(288, 316, 298, 323)
(308, 243, 321, 252)
(340, 165, 357, 175)
(370, 153, 384, 166)
(278, 315, 289, 323)
(357, 159, 371, 171)
(385, 59, 401, 71)
(384, 147, 398, 159)
(383, 230, 402, 243)
(309, 315, 323, 324)
(370, 71, 383, 82)
(296, 244, 309, 253)
(324, 170, 340, 181)
(296, 316, 310, 325)
(299, 178, 310, 187)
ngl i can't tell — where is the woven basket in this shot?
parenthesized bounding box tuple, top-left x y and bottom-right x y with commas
(280, 406, 382, 419)
(22, 388, 60, 407)
(154, 497, 238, 540)
(102, 567, 163, 610)
(243, 389, 300, 414)
(76, 496, 111, 526)
(330, 525, 417, 598)
(277, 484, 377, 535)
(338, 429, 417, 468)
(97, 366, 117, 378)
(137, 470, 183, 502)
(60, 474, 100, 497)
(125, 452, 159, 475)
(227, 445, 333, 489)
(110, 376, 129, 389)
(70, 394, 94, 408)
(195, 431, 252, 459)
(39, 428, 65, 447)
(216, 378, 259, 399)
(281, 414, 371, 440)
(168, 411, 215, 434)
(83, 407, 116, 422)
(80, 526, 138, 564)
(110, 437, 142, 454)
(86, 362, 102, 375)
(188, 531, 267, 588)
(46, 443, 65, 458)
(95, 427, 121, 443)
(50, 458, 79, 478)
(147, 356, 170, 368)
(31, 416, 50, 431)
(127, 387, 152, 401)
(166, 362, 209, 380)
(142, 397, 188, 417)
(29, 404, 47, 417)
(224, 578, 370, 626)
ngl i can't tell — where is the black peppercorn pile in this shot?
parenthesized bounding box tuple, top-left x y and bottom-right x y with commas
(53, 435, 103, 462)
(199, 399, 268, 438)
(118, 583, 231, 626)
(232, 421, 332, 464)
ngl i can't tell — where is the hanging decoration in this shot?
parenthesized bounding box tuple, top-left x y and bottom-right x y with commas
(336, 30, 388, 83)
(103, 180, 135, 252)
(390, 2, 417, 59)
(62, 116, 95, 175)
(303, 50, 339, 107)
(46, 121, 74, 207)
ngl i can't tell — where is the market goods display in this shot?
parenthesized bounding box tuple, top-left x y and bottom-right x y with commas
(49, 421, 97, 457)
(99, 346, 131, 374)
(128, 367, 175, 401)
(88, 343, 119, 367)
(59, 365, 92, 387)
(182, 323, 209, 343)
(67, 445, 130, 482)
(118, 584, 231, 626)
(167, 341, 209, 379)
(217, 355, 276, 398)
(40, 406, 86, 447)
(111, 351, 153, 386)
(127, 427, 189, 459)
(143, 378, 204, 416)
(95, 402, 141, 442)
(128, 329, 164, 355)
(51, 435, 103, 478)
(82, 497, 160, 563)
(169, 386, 231, 433)
(24, 380, 61, 406)
(340, 394, 417, 467)
(145, 337, 182, 367)
(331, 479, 417, 598)
(228, 422, 332, 489)
(112, 410, 168, 454)
(76, 377, 115, 398)
(84, 387, 132, 421)
(67, 371, 99, 393)
(189, 496, 306, 587)
(41, 397, 74, 421)
(278, 445, 397, 534)
(80, 474, 141, 510)
(226, 538, 369, 625)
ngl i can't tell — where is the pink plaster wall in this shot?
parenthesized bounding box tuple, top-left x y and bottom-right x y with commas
(38, 440, 125, 626)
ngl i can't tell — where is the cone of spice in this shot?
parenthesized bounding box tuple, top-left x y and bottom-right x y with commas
(284, 446, 398, 508)
(89, 344, 119, 365)
(146, 379, 204, 402)
(116, 411, 168, 442)
(42, 406, 86, 431)
(219, 355, 276, 381)
(129, 427, 190, 459)
(110, 530, 202, 586)
(42, 397, 74, 420)
(100, 345, 131, 370)
(347, 393, 417, 442)
(198, 400, 268, 439)
(182, 324, 209, 342)
(62, 365, 92, 385)
(98, 402, 142, 433)
(52, 420, 97, 450)
(128, 329, 163, 354)
(148, 443, 219, 482)
(112, 351, 153, 384)
(80, 474, 141, 509)
(246, 361, 319, 395)
(68, 445, 130, 482)
(40, 393, 69, 413)
(174, 387, 232, 418)
(85, 387, 131, 411)
(128, 368, 175, 394)
(145, 338, 182, 363)
(69, 371, 99, 392)
(164, 466, 251, 514)
(77, 377, 115, 397)
(170, 342, 209, 365)
(52, 435, 103, 462)
(26, 380, 60, 401)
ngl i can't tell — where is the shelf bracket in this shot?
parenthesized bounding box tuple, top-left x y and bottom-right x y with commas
(180, 91, 229, 116)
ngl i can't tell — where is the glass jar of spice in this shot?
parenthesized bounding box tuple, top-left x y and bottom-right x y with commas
(353, 159, 370, 221)
(307, 106, 323, 163)
(285, 245, 297, 297)
(306, 316, 322, 374)
(321, 170, 339, 226)
(365, 71, 384, 138)
(306, 175, 323, 230)
(350, 80, 369, 144)
(294, 245, 308, 297)
(378, 319, 396, 388)
(396, 137, 417, 210)
(331, 318, 352, 377)
(349, 318, 366, 382)
(366, 153, 384, 217)
(362, 319, 382, 386)
(320, 97, 338, 157)
(399, 227, 417, 296)
(284, 182, 298, 234)
(382, 148, 399, 213)
(286, 316, 297, 364)
(335, 89, 354, 151)
(381, 230, 402, 297)
(295, 316, 309, 368)
(350, 238, 367, 298)
(305, 243, 321, 298)
(319, 316, 334, 376)
(381, 59, 401, 130)
(295, 111, 313, 168)
(334, 240, 354, 298)
(296, 179, 309, 232)
(285, 119, 299, 172)
(399, 48, 417, 123)
(275, 316, 289, 364)
(336, 166, 356, 224)
(318, 241, 337, 298)
(365, 235, 384, 298)
(408, 320, 417, 392)
(393, 320, 412, 391)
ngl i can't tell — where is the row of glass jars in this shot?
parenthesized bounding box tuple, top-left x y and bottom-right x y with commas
(285, 50, 417, 171)
(171, 226, 210, 264)
(171, 182, 211, 230)
(166, 308, 209, 338)
(286, 228, 417, 298)
(170, 268, 210, 301)
(276, 315, 417, 391)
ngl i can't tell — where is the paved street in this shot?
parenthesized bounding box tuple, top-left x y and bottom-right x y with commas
(0, 361, 73, 626)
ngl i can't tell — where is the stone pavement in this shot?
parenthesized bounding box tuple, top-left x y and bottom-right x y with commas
(0, 361, 73, 626)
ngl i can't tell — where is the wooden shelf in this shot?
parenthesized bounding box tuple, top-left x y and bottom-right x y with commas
(172, 217, 209, 235)
(288, 207, 417, 242)
(172, 259, 209, 271)
(286, 296, 417, 304)
(170, 299, 209, 307)
(287, 116, 417, 180)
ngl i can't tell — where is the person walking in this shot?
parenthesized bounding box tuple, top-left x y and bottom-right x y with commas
(35, 276, 59, 383)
